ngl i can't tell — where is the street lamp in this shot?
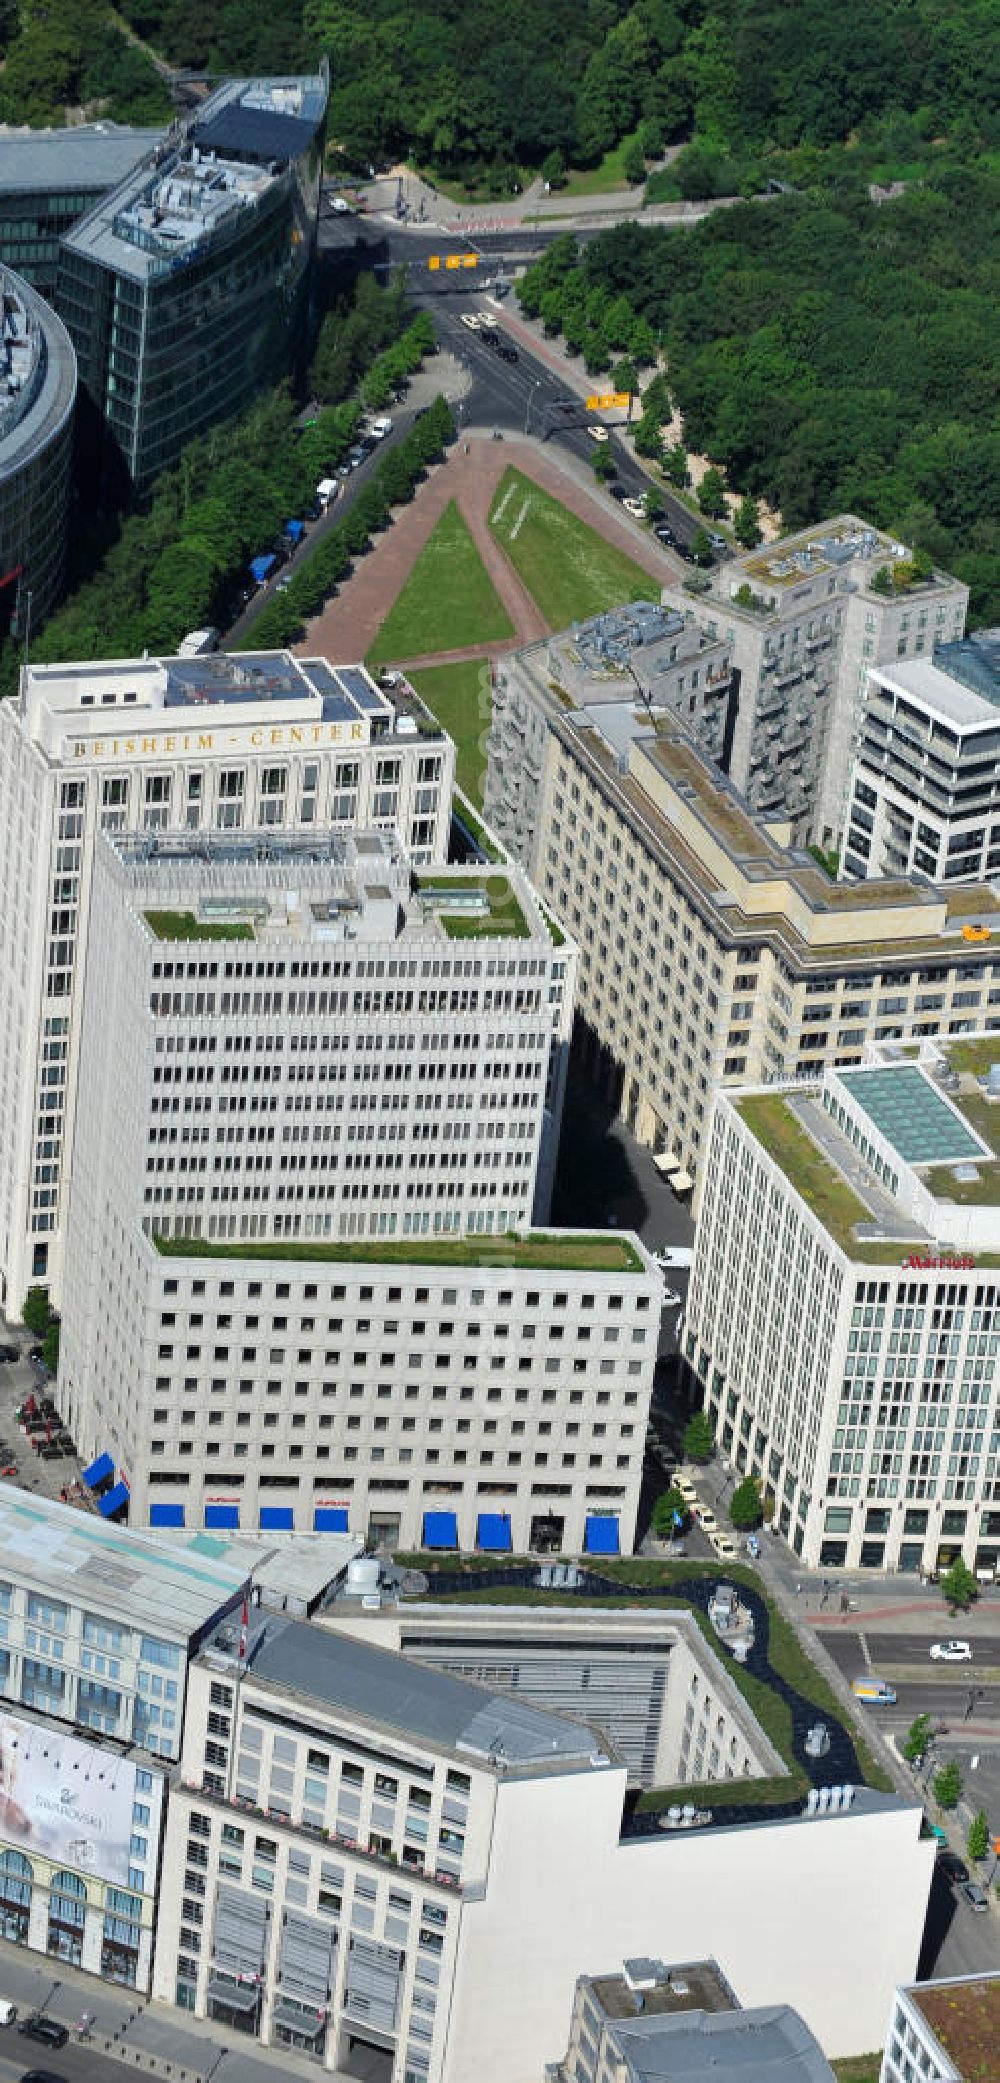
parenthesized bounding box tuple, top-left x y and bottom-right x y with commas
(524, 381, 541, 438)
(204, 2047, 229, 2083)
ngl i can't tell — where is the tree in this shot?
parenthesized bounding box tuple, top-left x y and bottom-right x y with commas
(734, 490, 762, 548)
(690, 526, 713, 566)
(697, 466, 728, 519)
(652, 1486, 689, 1538)
(682, 1410, 715, 1464)
(967, 1810, 989, 1863)
(941, 1558, 978, 1613)
(902, 1714, 932, 1765)
(729, 1476, 763, 1530)
(633, 415, 664, 461)
(643, 486, 662, 523)
(622, 137, 647, 186)
(611, 357, 638, 398)
(22, 1287, 51, 1337)
(663, 442, 690, 488)
(42, 1320, 60, 1374)
(540, 148, 566, 190)
(591, 446, 615, 483)
(932, 1760, 963, 1810)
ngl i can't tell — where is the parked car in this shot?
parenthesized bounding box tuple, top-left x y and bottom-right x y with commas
(608, 484, 626, 502)
(958, 1880, 989, 1912)
(710, 1531, 738, 1560)
(937, 1851, 969, 1884)
(661, 1285, 682, 1308)
(694, 1506, 718, 1532)
(675, 1476, 699, 1504)
(0, 1346, 18, 1363)
(655, 524, 676, 544)
(18, 2015, 69, 2047)
(707, 530, 728, 550)
(460, 312, 481, 330)
(331, 195, 351, 213)
(275, 574, 293, 593)
(497, 344, 518, 362)
(929, 1640, 972, 1661)
(621, 496, 646, 518)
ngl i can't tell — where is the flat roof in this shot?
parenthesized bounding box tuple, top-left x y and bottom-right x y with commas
(870, 650, 1000, 731)
(190, 1530, 360, 1606)
(909, 1973, 1000, 2079)
(838, 1064, 988, 1166)
(152, 1231, 647, 1274)
(248, 1615, 605, 1771)
(591, 1961, 734, 2021)
(602, 2004, 835, 2082)
(0, 1488, 247, 1640)
(0, 122, 165, 195)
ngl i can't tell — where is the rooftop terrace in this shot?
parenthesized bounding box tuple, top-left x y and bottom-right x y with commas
(590, 1959, 735, 2022)
(910, 1973, 1000, 2082)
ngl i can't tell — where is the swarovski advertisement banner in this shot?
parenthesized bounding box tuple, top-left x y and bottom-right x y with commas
(0, 1709, 138, 1884)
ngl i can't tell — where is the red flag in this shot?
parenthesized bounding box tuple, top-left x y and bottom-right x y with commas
(239, 1597, 248, 1664)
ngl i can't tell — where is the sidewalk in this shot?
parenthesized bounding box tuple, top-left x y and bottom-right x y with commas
(0, 1940, 345, 2083)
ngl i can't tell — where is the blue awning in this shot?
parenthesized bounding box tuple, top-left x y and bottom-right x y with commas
(98, 1481, 130, 1519)
(82, 1452, 114, 1488)
(205, 1504, 240, 1530)
(585, 1514, 620, 1556)
(477, 1513, 511, 1552)
(259, 1507, 294, 1530)
(314, 1507, 349, 1531)
(150, 1503, 185, 1528)
(423, 1510, 458, 1550)
(250, 553, 276, 583)
(285, 519, 305, 541)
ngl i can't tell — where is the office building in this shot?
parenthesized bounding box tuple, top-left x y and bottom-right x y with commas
(0, 266, 76, 633)
(0, 649, 454, 1308)
(56, 828, 650, 1549)
(659, 516, 968, 844)
(151, 1603, 933, 2079)
(844, 633, 1000, 884)
(0, 123, 166, 294)
(882, 1971, 1000, 2083)
(57, 71, 328, 494)
(552, 1958, 836, 2083)
(0, 1484, 248, 1990)
(324, 1597, 781, 1790)
(686, 1041, 1000, 1572)
(487, 644, 1000, 1185)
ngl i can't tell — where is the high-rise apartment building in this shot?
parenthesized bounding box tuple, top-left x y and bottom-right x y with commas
(57, 829, 654, 1550)
(57, 71, 328, 495)
(0, 649, 454, 1308)
(686, 1042, 1000, 1574)
(0, 123, 166, 295)
(843, 633, 1000, 884)
(487, 646, 1000, 1185)
(658, 517, 968, 844)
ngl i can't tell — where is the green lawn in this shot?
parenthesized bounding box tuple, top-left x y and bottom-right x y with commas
(557, 135, 644, 196)
(154, 1232, 644, 1273)
(368, 501, 513, 664)
(144, 910, 253, 942)
(489, 467, 657, 629)
(408, 661, 492, 806)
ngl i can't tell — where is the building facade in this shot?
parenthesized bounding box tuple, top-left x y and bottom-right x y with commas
(0, 649, 454, 1308)
(843, 635, 1000, 884)
(57, 72, 327, 495)
(487, 648, 1000, 1185)
(659, 517, 968, 845)
(686, 1044, 1000, 1573)
(151, 1603, 933, 2081)
(0, 1485, 247, 1991)
(553, 1959, 836, 2083)
(0, 124, 166, 294)
(0, 267, 76, 633)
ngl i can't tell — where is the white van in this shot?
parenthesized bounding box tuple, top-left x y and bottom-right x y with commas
(371, 417, 393, 439)
(0, 1998, 17, 2024)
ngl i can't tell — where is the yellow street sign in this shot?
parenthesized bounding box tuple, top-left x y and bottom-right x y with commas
(614, 391, 631, 408)
(461, 253, 478, 268)
(445, 254, 462, 270)
(586, 391, 632, 410)
(428, 255, 441, 270)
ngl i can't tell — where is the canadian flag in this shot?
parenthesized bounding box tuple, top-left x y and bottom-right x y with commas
(239, 1597, 249, 1665)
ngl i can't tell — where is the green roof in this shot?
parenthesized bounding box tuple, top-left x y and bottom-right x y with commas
(153, 1231, 644, 1274)
(839, 1065, 987, 1165)
(145, 909, 253, 942)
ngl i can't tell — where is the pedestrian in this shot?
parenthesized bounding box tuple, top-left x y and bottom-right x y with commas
(794, 1581, 801, 1597)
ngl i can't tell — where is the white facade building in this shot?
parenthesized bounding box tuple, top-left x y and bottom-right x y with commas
(686, 1041, 1000, 1572)
(151, 1607, 933, 2082)
(0, 1485, 248, 1990)
(0, 649, 454, 1307)
(56, 825, 653, 1549)
(843, 633, 1000, 883)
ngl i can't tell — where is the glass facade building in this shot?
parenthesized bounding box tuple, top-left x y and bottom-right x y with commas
(57, 72, 328, 497)
(0, 267, 76, 634)
(0, 124, 165, 296)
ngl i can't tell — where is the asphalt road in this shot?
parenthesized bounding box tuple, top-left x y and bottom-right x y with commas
(823, 1629, 1000, 1677)
(0, 2032, 129, 2083)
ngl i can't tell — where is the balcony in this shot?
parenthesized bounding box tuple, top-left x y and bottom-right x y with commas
(187, 1779, 468, 1897)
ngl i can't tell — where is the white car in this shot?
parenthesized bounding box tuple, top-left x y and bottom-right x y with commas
(331, 196, 351, 214)
(929, 1640, 972, 1662)
(622, 496, 647, 518)
(675, 1476, 698, 1505)
(460, 312, 482, 330)
(587, 424, 609, 442)
(661, 1285, 682, 1307)
(695, 1506, 717, 1532)
(710, 1531, 737, 1560)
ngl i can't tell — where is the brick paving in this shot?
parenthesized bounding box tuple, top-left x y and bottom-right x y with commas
(296, 433, 670, 668)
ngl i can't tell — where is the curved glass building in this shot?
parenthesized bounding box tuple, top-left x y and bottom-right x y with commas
(57, 69, 329, 498)
(0, 267, 76, 634)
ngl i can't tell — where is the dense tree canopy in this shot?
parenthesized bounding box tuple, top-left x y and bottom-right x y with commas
(517, 173, 999, 620)
(105, 0, 997, 183)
